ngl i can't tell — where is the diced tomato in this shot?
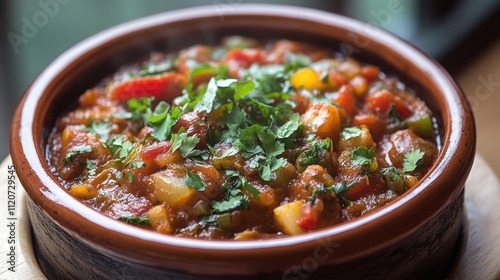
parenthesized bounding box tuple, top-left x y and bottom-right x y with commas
(324, 70, 347, 91)
(141, 141, 171, 166)
(360, 65, 380, 82)
(298, 204, 319, 231)
(333, 85, 357, 116)
(367, 89, 412, 119)
(173, 112, 208, 148)
(223, 49, 266, 77)
(344, 173, 386, 201)
(353, 114, 385, 141)
(110, 73, 186, 103)
(291, 93, 310, 114)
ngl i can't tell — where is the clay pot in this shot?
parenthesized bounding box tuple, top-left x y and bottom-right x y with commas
(10, 5, 475, 280)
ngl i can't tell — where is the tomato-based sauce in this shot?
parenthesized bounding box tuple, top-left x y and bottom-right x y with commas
(46, 37, 438, 239)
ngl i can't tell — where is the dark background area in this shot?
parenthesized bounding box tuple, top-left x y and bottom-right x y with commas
(1, 0, 499, 159)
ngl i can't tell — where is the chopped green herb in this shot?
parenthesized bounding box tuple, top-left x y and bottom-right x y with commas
(138, 57, 176, 77)
(130, 161, 145, 169)
(170, 132, 201, 158)
(297, 139, 332, 168)
(118, 216, 151, 227)
(341, 127, 363, 140)
(211, 193, 249, 213)
(64, 146, 92, 165)
(185, 171, 207, 191)
(388, 103, 401, 123)
(127, 172, 134, 183)
(332, 180, 357, 204)
(403, 149, 425, 172)
(85, 120, 110, 138)
(380, 166, 405, 194)
(348, 146, 375, 166)
(105, 135, 135, 159)
(86, 159, 97, 176)
(194, 78, 218, 113)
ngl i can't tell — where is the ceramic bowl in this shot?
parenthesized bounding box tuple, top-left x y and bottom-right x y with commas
(10, 4, 476, 280)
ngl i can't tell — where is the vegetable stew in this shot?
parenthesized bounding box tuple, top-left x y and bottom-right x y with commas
(46, 37, 438, 240)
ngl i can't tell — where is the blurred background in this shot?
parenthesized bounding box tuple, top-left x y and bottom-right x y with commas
(1, 0, 499, 175)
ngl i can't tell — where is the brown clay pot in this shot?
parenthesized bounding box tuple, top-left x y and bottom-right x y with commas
(10, 5, 476, 280)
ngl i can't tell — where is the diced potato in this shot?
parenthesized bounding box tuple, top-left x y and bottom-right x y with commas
(290, 68, 323, 91)
(337, 125, 376, 151)
(150, 170, 195, 207)
(69, 185, 98, 200)
(155, 150, 184, 168)
(274, 201, 305, 236)
(147, 205, 172, 233)
(301, 103, 341, 140)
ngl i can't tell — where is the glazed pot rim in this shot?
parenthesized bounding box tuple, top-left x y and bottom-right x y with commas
(12, 4, 475, 256)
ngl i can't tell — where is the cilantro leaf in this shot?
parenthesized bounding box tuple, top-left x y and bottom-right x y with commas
(388, 103, 401, 123)
(105, 135, 135, 159)
(348, 146, 375, 166)
(241, 177, 260, 200)
(194, 78, 218, 113)
(86, 159, 97, 176)
(341, 127, 362, 140)
(234, 80, 255, 101)
(211, 193, 249, 213)
(297, 139, 332, 168)
(275, 113, 301, 139)
(151, 106, 181, 141)
(130, 161, 145, 169)
(403, 149, 425, 172)
(185, 171, 207, 191)
(170, 132, 201, 158)
(332, 180, 357, 204)
(85, 120, 110, 138)
(127, 172, 134, 183)
(64, 145, 92, 165)
(138, 57, 176, 77)
(118, 216, 151, 227)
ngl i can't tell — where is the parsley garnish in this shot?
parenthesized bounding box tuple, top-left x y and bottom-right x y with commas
(341, 127, 362, 140)
(332, 180, 358, 204)
(388, 103, 401, 123)
(170, 132, 201, 158)
(150, 103, 181, 142)
(118, 216, 151, 227)
(64, 146, 92, 165)
(138, 56, 176, 77)
(85, 120, 110, 138)
(184, 171, 207, 191)
(348, 146, 375, 166)
(86, 159, 97, 176)
(235, 124, 287, 181)
(210, 170, 259, 214)
(211, 194, 249, 213)
(298, 139, 332, 167)
(105, 135, 134, 159)
(403, 149, 425, 172)
(309, 180, 357, 205)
